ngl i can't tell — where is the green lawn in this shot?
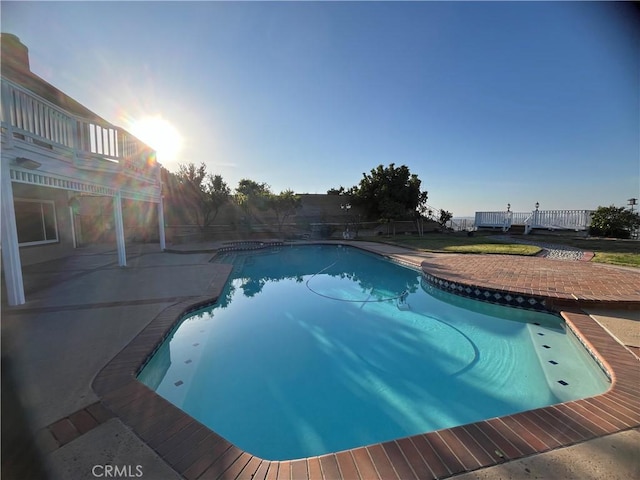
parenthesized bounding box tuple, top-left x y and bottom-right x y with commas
(528, 234, 640, 268)
(371, 232, 640, 267)
(371, 233, 542, 256)
(591, 252, 640, 268)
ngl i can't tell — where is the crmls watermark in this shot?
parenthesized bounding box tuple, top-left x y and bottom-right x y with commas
(91, 465, 143, 478)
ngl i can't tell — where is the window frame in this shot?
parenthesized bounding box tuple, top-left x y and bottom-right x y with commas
(14, 198, 59, 246)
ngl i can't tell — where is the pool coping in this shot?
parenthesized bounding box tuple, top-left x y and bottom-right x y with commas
(91, 243, 640, 480)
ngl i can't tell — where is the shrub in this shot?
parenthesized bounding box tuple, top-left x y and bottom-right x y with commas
(589, 205, 640, 238)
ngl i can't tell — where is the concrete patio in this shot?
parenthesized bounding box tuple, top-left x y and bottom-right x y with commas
(1, 241, 638, 479)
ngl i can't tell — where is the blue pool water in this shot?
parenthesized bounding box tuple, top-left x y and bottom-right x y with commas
(138, 245, 609, 460)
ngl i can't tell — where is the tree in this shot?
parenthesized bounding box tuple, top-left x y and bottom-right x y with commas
(235, 179, 272, 225)
(349, 163, 428, 234)
(268, 190, 302, 232)
(415, 193, 430, 236)
(160, 166, 191, 224)
(207, 174, 231, 223)
(327, 186, 346, 195)
(176, 162, 230, 231)
(589, 205, 640, 238)
(438, 209, 453, 229)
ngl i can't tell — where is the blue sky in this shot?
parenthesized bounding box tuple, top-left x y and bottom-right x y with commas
(2, 1, 638, 216)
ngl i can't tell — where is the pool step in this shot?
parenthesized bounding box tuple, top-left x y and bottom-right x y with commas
(526, 323, 608, 403)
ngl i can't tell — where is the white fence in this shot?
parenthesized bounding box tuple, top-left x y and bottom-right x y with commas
(475, 210, 593, 233)
(527, 210, 593, 232)
(474, 211, 511, 229)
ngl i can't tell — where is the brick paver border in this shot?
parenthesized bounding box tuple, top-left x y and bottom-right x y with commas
(36, 402, 114, 455)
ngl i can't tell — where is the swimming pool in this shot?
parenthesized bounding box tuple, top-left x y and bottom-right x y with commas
(138, 245, 609, 461)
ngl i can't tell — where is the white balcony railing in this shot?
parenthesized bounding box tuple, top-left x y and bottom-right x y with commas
(4, 83, 74, 148)
(1, 78, 157, 180)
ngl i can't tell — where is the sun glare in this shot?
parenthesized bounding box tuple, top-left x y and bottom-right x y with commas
(131, 116, 183, 166)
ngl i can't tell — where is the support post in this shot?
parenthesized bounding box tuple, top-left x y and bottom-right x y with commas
(158, 196, 166, 251)
(69, 206, 77, 249)
(113, 191, 127, 266)
(1, 161, 26, 305)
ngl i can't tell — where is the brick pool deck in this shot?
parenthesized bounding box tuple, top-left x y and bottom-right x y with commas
(419, 254, 640, 310)
(86, 243, 640, 480)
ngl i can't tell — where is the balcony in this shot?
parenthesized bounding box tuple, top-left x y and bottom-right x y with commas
(1, 77, 159, 187)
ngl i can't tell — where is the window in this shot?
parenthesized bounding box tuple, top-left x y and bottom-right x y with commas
(15, 199, 59, 246)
